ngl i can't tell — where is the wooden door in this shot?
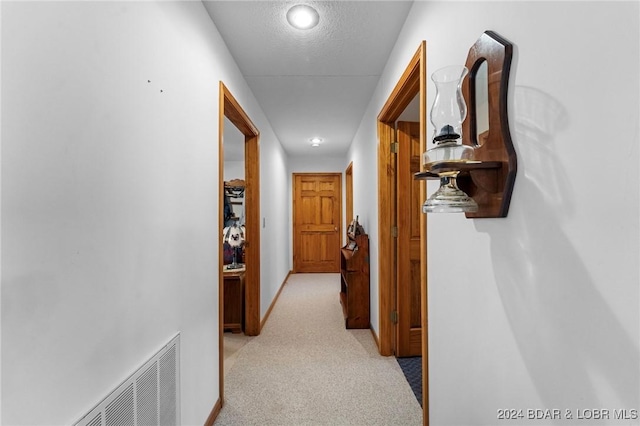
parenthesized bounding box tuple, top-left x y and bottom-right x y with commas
(293, 173, 342, 273)
(396, 121, 422, 357)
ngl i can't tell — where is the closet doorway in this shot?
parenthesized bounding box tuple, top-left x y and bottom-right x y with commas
(218, 82, 261, 404)
(345, 162, 353, 227)
(377, 42, 429, 424)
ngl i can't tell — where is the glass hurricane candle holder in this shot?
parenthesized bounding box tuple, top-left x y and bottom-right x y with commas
(423, 65, 478, 213)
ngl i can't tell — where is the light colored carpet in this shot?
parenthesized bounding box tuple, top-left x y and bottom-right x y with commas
(215, 273, 422, 426)
(224, 332, 254, 375)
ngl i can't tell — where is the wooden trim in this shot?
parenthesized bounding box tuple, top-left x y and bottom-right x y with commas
(376, 41, 429, 426)
(378, 45, 423, 122)
(203, 398, 223, 426)
(419, 44, 429, 426)
(345, 162, 354, 230)
(261, 270, 293, 329)
(218, 83, 226, 404)
(223, 88, 259, 137)
(218, 81, 261, 406)
(244, 131, 261, 336)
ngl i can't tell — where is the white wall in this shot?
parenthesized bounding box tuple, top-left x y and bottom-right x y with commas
(288, 155, 348, 174)
(222, 115, 245, 183)
(349, 1, 639, 424)
(1, 1, 290, 424)
(223, 161, 245, 182)
(257, 123, 291, 317)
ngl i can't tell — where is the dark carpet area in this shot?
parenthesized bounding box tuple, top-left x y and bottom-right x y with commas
(396, 356, 422, 407)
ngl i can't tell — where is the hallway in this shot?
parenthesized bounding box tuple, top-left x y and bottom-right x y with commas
(217, 273, 421, 425)
(2, 2, 638, 424)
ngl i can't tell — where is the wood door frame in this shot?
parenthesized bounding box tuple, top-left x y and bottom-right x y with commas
(345, 162, 354, 232)
(292, 172, 342, 273)
(218, 82, 261, 404)
(377, 41, 429, 425)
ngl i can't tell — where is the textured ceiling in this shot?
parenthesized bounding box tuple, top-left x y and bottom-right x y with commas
(203, 1, 413, 159)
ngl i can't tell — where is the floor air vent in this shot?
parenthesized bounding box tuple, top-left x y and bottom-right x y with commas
(75, 334, 180, 426)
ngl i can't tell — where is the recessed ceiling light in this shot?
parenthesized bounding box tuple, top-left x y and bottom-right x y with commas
(287, 4, 320, 30)
(310, 137, 322, 147)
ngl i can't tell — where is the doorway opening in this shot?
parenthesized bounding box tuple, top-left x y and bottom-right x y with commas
(376, 41, 429, 424)
(345, 162, 353, 228)
(218, 82, 261, 405)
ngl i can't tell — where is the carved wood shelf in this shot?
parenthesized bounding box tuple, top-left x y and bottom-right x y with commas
(415, 159, 508, 218)
(415, 160, 502, 179)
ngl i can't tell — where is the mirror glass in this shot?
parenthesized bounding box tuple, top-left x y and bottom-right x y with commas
(475, 60, 489, 146)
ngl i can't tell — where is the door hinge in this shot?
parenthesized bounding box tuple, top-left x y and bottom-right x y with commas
(390, 142, 399, 153)
(391, 310, 398, 324)
(391, 226, 398, 238)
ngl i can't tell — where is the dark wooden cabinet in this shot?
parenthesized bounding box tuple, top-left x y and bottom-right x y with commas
(340, 233, 370, 329)
(223, 269, 245, 333)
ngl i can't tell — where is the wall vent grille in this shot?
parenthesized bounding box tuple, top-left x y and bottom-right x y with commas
(75, 334, 180, 426)
(86, 414, 102, 426)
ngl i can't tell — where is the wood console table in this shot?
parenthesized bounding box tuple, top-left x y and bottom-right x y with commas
(340, 234, 370, 329)
(223, 266, 245, 333)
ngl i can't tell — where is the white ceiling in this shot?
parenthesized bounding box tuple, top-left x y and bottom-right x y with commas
(202, 1, 413, 159)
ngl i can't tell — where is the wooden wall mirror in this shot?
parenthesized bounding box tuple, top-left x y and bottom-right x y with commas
(474, 60, 490, 143)
(459, 30, 517, 218)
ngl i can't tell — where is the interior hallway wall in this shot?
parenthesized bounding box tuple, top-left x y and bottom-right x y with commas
(223, 161, 245, 182)
(348, 1, 639, 424)
(1, 1, 290, 424)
